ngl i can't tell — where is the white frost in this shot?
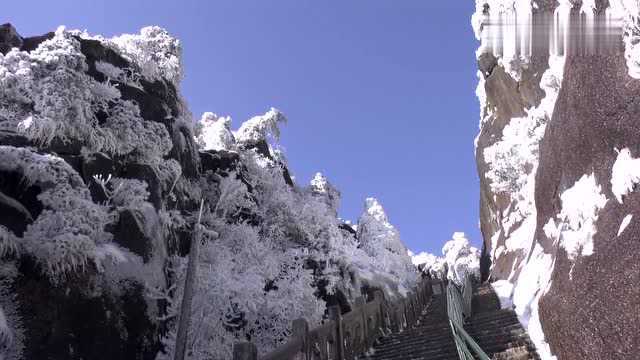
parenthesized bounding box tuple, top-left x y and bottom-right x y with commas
(618, 214, 633, 236)
(309, 172, 341, 215)
(491, 279, 514, 309)
(611, 148, 640, 203)
(357, 197, 417, 293)
(609, 0, 640, 79)
(235, 108, 287, 146)
(0, 146, 114, 278)
(194, 112, 236, 151)
(556, 174, 608, 260)
(108, 26, 183, 85)
(441, 232, 481, 284)
(511, 243, 557, 360)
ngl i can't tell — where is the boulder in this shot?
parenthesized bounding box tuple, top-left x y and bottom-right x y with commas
(113, 204, 162, 263)
(0, 189, 33, 236)
(121, 163, 162, 209)
(15, 258, 160, 360)
(200, 149, 240, 173)
(0, 23, 22, 55)
(0, 169, 43, 236)
(20, 32, 54, 53)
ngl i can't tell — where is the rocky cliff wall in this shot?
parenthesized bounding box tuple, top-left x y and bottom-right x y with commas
(474, 1, 640, 359)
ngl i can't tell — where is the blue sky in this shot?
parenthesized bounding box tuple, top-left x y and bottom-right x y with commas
(4, 1, 481, 255)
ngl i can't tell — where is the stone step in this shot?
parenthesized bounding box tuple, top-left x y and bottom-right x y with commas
(367, 343, 459, 360)
(361, 282, 540, 360)
(391, 322, 451, 335)
(375, 329, 455, 345)
(375, 336, 455, 352)
(469, 309, 519, 322)
(492, 345, 541, 360)
(468, 323, 522, 334)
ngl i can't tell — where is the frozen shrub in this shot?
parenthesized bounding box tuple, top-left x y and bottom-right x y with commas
(0, 27, 173, 161)
(108, 26, 183, 86)
(235, 108, 287, 147)
(194, 112, 236, 151)
(0, 146, 114, 278)
(441, 232, 480, 284)
(357, 198, 417, 295)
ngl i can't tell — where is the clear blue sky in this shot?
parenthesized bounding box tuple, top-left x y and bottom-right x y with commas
(4, 1, 481, 255)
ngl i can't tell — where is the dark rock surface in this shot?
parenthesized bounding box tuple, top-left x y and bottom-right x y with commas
(535, 53, 640, 360)
(0, 189, 33, 236)
(15, 259, 160, 360)
(0, 25, 192, 360)
(0, 169, 43, 236)
(121, 163, 163, 209)
(113, 205, 162, 262)
(199, 149, 240, 173)
(0, 23, 22, 54)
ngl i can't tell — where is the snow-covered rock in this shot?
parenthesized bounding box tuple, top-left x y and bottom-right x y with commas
(194, 112, 235, 151)
(441, 232, 481, 284)
(309, 172, 341, 215)
(357, 198, 417, 295)
(473, 2, 640, 359)
(0, 23, 423, 360)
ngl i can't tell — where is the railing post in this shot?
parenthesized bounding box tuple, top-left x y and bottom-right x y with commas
(402, 297, 410, 328)
(233, 342, 257, 360)
(293, 318, 309, 360)
(373, 290, 385, 337)
(409, 292, 417, 326)
(355, 296, 368, 349)
(329, 305, 344, 360)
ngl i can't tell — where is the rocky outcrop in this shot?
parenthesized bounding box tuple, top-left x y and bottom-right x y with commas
(534, 53, 640, 360)
(474, 2, 640, 359)
(0, 23, 419, 360)
(0, 23, 198, 360)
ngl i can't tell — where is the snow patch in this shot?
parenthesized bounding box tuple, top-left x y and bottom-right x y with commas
(410, 251, 438, 267)
(511, 243, 557, 360)
(618, 214, 633, 236)
(611, 148, 640, 203)
(556, 173, 608, 261)
(491, 280, 514, 309)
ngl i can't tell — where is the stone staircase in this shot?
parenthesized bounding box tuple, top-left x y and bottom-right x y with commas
(366, 295, 458, 360)
(363, 283, 540, 360)
(466, 284, 539, 360)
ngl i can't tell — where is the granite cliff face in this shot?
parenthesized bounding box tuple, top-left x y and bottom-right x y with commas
(474, 1, 640, 359)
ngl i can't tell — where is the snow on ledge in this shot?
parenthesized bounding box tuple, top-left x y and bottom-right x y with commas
(611, 148, 640, 203)
(547, 173, 608, 262)
(618, 214, 633, 236)
(491, 280, 515, 309)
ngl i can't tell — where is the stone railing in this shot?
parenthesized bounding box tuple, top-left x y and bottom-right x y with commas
(233, 277, 442, 360)
(446, 274, 490, 360)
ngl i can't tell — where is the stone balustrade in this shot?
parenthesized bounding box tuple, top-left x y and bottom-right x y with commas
(233, 278, 444, 360)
